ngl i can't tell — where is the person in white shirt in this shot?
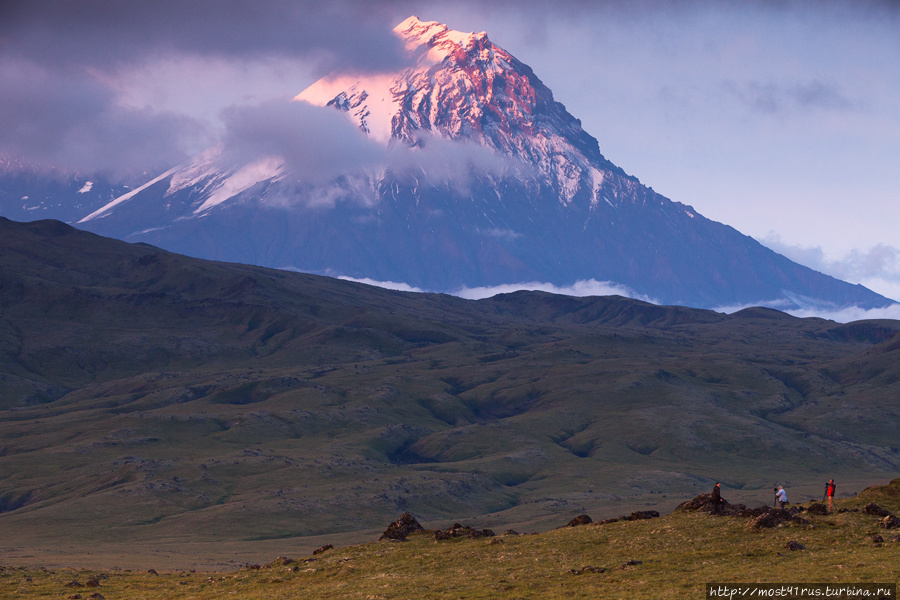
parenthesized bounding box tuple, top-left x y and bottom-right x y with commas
(775, 485, 787, 509)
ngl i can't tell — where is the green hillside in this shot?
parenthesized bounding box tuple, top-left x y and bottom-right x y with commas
(4, 479, 900, 598)
(1, 217, 899, 568)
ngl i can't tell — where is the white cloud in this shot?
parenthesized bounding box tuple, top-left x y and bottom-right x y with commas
(451, 279, 657, 302)
(761, 233, 900, 303)
(341, 274, 899, 324)
(337, 277, 426, 293)
(712, 299, 900, 324)
(785, 303, 900, 323)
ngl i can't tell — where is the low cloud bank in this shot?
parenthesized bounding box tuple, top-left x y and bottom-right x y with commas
(452, 279, 655, 302)
(336, 277, 426, 293)
(783, 303, 900, 323)
(329, 274, 900, 324)
(712, 298, 900, 324)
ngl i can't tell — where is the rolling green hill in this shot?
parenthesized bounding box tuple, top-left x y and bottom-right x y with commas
(1, 217, 899, 566)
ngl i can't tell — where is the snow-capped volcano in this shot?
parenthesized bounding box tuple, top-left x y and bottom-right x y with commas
(296, 16, 619, 207)
(70, 16, 893, 311)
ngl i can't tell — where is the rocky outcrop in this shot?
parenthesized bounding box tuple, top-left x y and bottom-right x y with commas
(748, 509, 794, 529)
(564, 514, 593, 527)
(880, 515, 900, 529)
(806, 502, 829, 515)
(379, 512, 425, 542)
(626, 510, 660, 521)
(433, 523, 495, 541)
(864, 503, 892, 517)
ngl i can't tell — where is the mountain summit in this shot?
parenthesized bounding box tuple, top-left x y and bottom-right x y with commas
(71, 16, 892, 311)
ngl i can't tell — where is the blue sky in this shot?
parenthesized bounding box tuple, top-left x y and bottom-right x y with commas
(2, 0, 898, 308)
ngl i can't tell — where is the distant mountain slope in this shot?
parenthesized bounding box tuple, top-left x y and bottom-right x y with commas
(62, 17, 893, 311)
(2, 217, 900, 545)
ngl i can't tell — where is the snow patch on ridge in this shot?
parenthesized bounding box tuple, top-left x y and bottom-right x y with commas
(79, 166, 181, 222)
(193, 156, 285, 214)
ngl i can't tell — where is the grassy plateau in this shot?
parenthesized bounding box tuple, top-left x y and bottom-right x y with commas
(1, 217, 899, 593)
(2, 479, 899, 599)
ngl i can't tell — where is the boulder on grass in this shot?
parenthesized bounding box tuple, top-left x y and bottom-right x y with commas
(379, 512, 424, 542)
(806, 503, 829, 515)
(864, 503, 892, 517)
(564, 514, 593, 527)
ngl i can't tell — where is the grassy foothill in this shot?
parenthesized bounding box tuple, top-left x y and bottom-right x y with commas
(3, 479, 898, 600)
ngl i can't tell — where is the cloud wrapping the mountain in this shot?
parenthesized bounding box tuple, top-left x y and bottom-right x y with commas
(218, 100, 514, 199)
(218, 100, 386, 183)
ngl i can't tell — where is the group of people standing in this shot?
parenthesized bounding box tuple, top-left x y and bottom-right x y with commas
(709, 479, 836, 514)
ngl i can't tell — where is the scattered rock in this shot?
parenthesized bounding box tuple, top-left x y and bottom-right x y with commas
(568, 566, 606, 575)
(65, 581, 83, 587)
(871, 535, 884, 544)
(564, 514, 593, 527)
(503, 529, 520, 536)
(85, 578, 100, 588)
(88, 594, 104, 600)
(66, 595, 82, 600)
(267, 556, 294, 567)
(806, 503, 829, 515)
(147, 569, 158, 576)
(864, 503, 892, 517)
(490, 537, 504, 545)
(676, 493, 745, 516)
(312, 545, 333, 555)
(619, 559, 643, 569)
(626, 510, 660, 521)
(880, 515, 900, 529)
(595, 517, 620, 525)
(749, 509, 792, 529)
(785, 541, 805, 551)
(837, 508, 850, 514)
(739, 505, 774, 518)
(791, 515, 811, 526)
(433, 523, 495, 541)
(379, 512, 424, 542)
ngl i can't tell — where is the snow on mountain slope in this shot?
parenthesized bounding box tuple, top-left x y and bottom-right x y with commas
(68, 16, 896, 312)
(297, 16, 621, 208)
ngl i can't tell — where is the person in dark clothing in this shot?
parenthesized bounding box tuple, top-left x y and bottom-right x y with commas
(711, 482, 723, 514)
(825, 479, 836, 513)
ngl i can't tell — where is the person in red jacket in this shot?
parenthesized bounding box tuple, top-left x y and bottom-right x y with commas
(825, 479, 836, 513)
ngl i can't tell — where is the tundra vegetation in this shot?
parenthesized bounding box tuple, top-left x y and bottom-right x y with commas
(2, 479, 899, 599)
